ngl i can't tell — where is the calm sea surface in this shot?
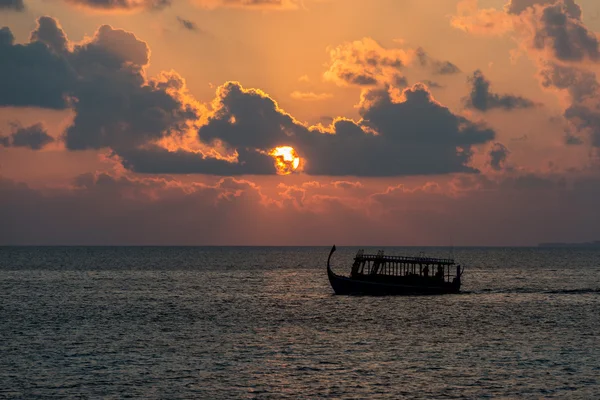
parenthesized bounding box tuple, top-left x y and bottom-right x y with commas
(1, 246, 599, 399)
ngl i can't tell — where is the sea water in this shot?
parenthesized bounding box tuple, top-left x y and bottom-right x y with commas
(1, 246, 599, 398)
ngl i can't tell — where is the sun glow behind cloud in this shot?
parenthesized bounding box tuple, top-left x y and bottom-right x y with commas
(270, 146, 301, 175)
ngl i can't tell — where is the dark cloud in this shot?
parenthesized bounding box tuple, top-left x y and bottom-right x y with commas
(515, 2, 600, 147)
(0, 123, 54, 150)
(190, 82, 495, 176)
(539, 62, 597, 102)
(1, 18, 494, 177)
(422, 80, 443, 88)
(565, 131, 583, 144)
(489, 142, 510, 170)
(177, 17, 199, 32)
(60, 23, 198, 152)
(30, 16, 70, 54)
(332, 181, 363, 189)
(71, 24, 151, 69)
(415, 47, 461, 75)
(0, 24, 76, 109)
(0, 0, 24, 11)
(1, 17, 201, 160)
(198, 82, 306, 150)
(532, 2, 599, 62)
(540, 63, 600, 146)
(465, 70, 536, 111)
(434, 61, 461, 75)
(118, 146, 276, 175)
(453, 0, 600, 149)
(506, 0, 581, 19)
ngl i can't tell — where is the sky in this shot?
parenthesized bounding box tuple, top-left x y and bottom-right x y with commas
(1, 0, 600, 245)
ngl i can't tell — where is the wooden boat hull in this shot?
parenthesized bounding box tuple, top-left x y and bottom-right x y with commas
(327, 245, 461, 296)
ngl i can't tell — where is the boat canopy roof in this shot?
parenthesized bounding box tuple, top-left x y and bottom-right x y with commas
(354, 250, 456, 266)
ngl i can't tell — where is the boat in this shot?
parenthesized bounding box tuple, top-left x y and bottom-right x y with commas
(326, 245, 463, 295)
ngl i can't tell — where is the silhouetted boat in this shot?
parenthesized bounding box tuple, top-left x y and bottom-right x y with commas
(327, 245, 463, 295)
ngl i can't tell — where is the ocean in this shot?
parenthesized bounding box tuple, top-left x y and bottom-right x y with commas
(1, 246, 599, 398)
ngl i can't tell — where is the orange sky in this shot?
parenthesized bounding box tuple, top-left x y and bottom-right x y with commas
(2, 0, 600, 245)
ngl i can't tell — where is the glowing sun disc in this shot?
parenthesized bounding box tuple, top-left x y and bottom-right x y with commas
(269, 146, 301, 175)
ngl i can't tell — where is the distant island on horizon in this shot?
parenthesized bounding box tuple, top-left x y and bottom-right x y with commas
(538, 241, 600, 248)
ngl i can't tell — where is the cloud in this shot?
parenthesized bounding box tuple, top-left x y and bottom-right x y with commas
(64, 0, 171, 12)
(489, 142, 510, 170)
(30, 16, 70, 54)
(0, 23, 76, 109)
(451, 1, 600, 147)
(64, 27, 198, 151)
(176, 16, 199, 32)
(59, 0, 316, 12)
(2, 17, 495, 177)
(117, 146, 277, 174)
(191, 0, 303, 10)
(531, 2, 599, 62)
(193, 81, 495, 176)
(290, 91, 333, 101)
(416, 47, 461, 75)
(451, 0, 514, 35)
(332, 181, 363, 189)
(464, 70, 536, 111)
(540, 62, 600, 147)
(323, 38, 412, 87)
(323, 38, 462, 90)
(3, 169, 600, 245)
(452, 0, 598, 61)
(1, 17, 206, 155)
(422, 80, 443, 88)
(0, 173, 369, 245)
(0, 0, 24, 11)
(505, 0, 581, 19)
(0, 123, 54, 150)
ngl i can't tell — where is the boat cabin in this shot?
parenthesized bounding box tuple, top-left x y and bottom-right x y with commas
(350, 249, 460, 285)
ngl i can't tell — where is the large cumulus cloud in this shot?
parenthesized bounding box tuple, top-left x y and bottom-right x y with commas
(187, 81, 495, 176)
(2, 17, 495, 176)
(0, 18, 211, 165)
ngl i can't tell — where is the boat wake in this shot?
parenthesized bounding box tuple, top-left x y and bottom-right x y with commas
(465, 288, 600, 295)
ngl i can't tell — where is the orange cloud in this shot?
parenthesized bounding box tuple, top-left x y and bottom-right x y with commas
(190, 0, 304, 10)
(323, 37, 413, 87)
(290, 91, 333, 101)
(63, 0, 170, 13)
(451, 0, 514, 35)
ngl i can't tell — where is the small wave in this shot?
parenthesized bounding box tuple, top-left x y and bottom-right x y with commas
(466, 288, 600, 295)
(544, 288, 600, 295)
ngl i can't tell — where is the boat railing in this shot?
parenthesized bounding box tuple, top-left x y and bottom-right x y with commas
(356, 253, 455, 265)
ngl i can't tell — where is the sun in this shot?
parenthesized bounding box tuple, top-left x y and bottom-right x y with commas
(269, 146, 301, 175)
